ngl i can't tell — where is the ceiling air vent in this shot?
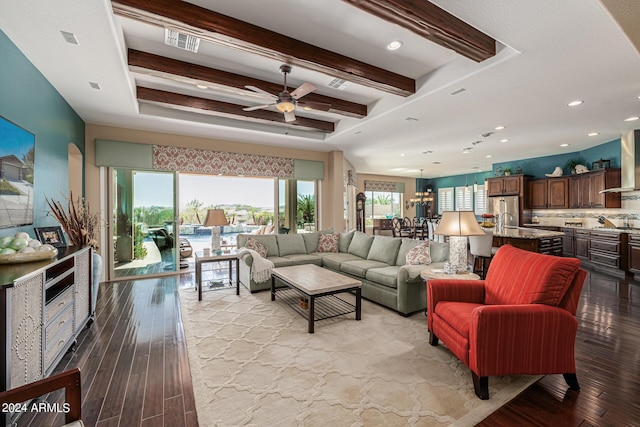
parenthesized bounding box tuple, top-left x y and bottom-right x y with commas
(164, 28, 200, 53)
(327, 78, 349, 90)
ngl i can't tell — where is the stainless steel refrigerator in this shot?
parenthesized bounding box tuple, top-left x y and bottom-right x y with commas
(487, 196, 519, 230)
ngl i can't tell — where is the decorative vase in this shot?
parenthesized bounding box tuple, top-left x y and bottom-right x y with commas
(92, 251, 103, 314)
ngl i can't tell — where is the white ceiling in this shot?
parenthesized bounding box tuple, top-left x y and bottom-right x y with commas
(1, 0, 639, 179)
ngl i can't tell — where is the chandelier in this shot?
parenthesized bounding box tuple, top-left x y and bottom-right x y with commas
(406, 169, 434, 209)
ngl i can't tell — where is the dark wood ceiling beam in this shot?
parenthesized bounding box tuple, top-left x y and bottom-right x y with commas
(128, 49, 367, 119)
(136, 86, 335, 133)
(112, 0, 415, 96)
(343, 0, 496, 62)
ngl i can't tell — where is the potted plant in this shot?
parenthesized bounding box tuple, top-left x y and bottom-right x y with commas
(502, 167, 512, 176)
(564, 157, 586, 175)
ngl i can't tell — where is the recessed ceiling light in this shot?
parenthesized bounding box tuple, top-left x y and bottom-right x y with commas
(485, 155, 492, 158)
(500, 139, 509, 143)
(354, 131, 362, 135)
(432, 161, 441, 165)
(423, 150, 434, 154)
(624, 116, 639, 122)
(196, 84, 208, 89)
(400, 153, 406, 157)
(89, 82, 101, 90)
(386, 40, 403, 51)
(588, 132, 599, 137)
(495, 126, 505, 130)
(462, 149, 470, 154)
(405, 117, 419, 122)
(560, 143, 570, 147)
(450, 88, 466, 96)
(567, 100, 583, 107)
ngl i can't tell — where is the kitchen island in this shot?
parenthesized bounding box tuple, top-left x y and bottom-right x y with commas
(492, 226, 564, 255)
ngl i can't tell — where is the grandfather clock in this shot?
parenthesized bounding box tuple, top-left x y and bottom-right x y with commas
(355, 192, 366, 232)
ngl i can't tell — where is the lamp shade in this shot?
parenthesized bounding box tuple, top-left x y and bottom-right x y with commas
(435, 211, 485, 236)
(203, 209, 229, 227)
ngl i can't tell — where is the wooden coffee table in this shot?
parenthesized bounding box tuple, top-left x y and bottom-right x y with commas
(271, 264, 362, 333)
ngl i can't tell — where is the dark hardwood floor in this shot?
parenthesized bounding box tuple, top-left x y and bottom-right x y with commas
(18, 266, 640, 426)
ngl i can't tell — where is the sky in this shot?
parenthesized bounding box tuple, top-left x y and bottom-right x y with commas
(0, 116, 34, 158)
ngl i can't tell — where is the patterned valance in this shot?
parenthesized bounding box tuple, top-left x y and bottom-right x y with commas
(364, 180, 405, 193)
(153, 145, 295, 177)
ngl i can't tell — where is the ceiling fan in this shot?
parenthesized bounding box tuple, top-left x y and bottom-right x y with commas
(243, 65, 330, 122)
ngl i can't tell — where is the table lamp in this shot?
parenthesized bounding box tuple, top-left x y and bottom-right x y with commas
(434, 211, 486, 272)
(203, 209, 229, 252)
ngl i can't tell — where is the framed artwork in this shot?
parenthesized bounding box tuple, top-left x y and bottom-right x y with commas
(34, 226, 67, 248)
(0, 115, 36, 228)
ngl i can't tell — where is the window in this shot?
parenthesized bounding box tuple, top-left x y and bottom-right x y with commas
(455, 186, 473, 211)
(437, 187, 454, 214)
(364, 191, 402, 225)
(474, 185, 487, 215)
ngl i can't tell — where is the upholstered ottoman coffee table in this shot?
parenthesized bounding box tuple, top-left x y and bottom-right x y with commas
(271, 264, 362, 333)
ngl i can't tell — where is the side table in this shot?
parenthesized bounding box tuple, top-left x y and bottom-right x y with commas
(194, 250, 240, 301)
(420, 265, 480, 281)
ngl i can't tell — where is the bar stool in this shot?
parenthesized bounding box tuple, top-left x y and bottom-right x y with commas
(468, 228, 495, 279)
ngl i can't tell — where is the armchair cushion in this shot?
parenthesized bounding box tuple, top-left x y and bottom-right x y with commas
(484, 245, 580, 306)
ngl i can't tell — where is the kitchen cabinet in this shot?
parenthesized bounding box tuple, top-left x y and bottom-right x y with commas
(562, 227, 575, 256)
(487, 175, 526, 197)
(575, 229, 590, 261)
(569, 169, 621, 208)
(628, 234, 640, 279)
(528, 177, 569, 209)
(589, 230, 627, 271)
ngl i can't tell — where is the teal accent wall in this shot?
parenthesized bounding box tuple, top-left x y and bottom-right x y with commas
(0, 29, 85, 237)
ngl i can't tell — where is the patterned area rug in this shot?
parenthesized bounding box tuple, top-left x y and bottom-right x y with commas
(178, 286, 539, 426)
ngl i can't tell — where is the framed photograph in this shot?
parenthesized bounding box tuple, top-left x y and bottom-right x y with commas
(34, 226, 67, 248)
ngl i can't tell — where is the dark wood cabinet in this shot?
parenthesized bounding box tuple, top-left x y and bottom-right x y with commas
(562, 227, 575, 256)
(569, 169, 621, 208)
(528, 177, 569, 209)
(487, 175, 526, 197)
(628, 234, 640, 278)
(589, 230, 627, 271)
(575, 230, 590, 261)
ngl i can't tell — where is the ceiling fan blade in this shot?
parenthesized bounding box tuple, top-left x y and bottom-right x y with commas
(298, 101, 331, 112)
(284, 111, 296, 122)
(290, 82, 316, 99)
(245, 85, 277, 99)
(243, 103, 275, 112)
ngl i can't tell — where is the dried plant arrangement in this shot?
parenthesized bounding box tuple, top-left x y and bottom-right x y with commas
(46, 192, 99, 249)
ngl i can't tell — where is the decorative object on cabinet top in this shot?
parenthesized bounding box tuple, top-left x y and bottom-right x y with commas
(0, 231, 57, 264)
(592, 158, 611, 170)
(46, 192, 99, 249)
(545, 166, 563, 177)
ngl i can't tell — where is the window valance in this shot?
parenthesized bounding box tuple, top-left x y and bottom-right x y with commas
(364, 180, 405, 193)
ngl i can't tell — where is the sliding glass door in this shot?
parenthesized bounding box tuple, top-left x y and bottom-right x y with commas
(109, 168, 177, 279)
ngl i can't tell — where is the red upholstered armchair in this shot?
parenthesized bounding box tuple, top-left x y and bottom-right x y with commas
(427, 244, 587, 399)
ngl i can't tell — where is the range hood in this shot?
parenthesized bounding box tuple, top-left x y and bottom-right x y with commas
(600, 129, 640, 193)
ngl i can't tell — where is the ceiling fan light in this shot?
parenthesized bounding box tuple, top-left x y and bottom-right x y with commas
(276, 101, 295, 113)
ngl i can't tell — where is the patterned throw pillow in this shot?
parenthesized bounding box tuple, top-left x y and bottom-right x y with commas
(317, 233, 339, 253)
(405, 242, 431, 265)
(245, 238, 268, 258)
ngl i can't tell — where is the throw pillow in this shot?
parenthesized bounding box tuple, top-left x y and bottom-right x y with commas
(405, 242, 431, 265)
(317, 233, 339, 253)
(245, 238, 268, 258)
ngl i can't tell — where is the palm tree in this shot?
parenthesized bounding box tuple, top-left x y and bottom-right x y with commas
(297, 195, 315, 225)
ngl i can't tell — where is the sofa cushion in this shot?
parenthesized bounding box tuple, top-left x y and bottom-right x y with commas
(302, 232, 320, 253)
(266, 256, 294, 268)
(395, 238, 424, 266)
(405, 242, 431, 265)
(365, 266, 400, 288)
(317, 233, 339, 252)
(277, 234, 306, 256)
(347, 231, 375, 259)
(245, 238, 267, 258)
(367, 235, 401, 265)
(429, 241, 450, 263)
(485, 244, 580, 306)
(339, 230, 355, 252)
(282, 254, 323, 266)
(238, 234, 279, 257)
(340, 259, 389, 278)
(320, 253, 362, 271)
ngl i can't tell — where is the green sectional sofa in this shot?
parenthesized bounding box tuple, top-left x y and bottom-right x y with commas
(236, 230, 449, 315)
